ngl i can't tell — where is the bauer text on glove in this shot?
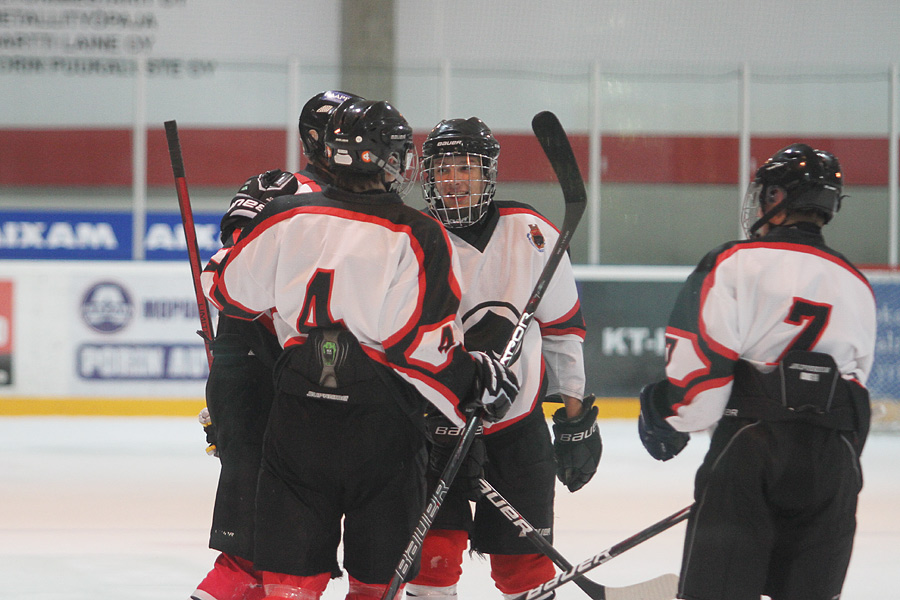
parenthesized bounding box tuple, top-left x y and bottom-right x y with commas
(551, 394, 602, 492)
(425, 412, 486, 501)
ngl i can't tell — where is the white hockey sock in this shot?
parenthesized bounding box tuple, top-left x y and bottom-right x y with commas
(405, 583, 458, 600)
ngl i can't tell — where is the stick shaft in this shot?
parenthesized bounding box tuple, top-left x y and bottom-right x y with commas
(477, 478, 607, 600)
(164, 120, 215, 367)
(513, 506, 693, 600)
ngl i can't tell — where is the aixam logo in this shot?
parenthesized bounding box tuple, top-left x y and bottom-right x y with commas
(81, 281, 134, 333)
(0, 220, 118, 249)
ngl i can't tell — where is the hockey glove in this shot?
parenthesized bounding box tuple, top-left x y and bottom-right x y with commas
(551, 394, 602, 492)
(220, 169, 300, 243)
(198, 407, 218, 457)
(465, 350, 518, 423)
(425, 412, 487, 501)
(638, 382, 689, 461)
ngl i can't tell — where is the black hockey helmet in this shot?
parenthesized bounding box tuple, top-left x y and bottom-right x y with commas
(421, 117, 501, 228)
(741, 143, 842, 237)
(299, 90, 363, 163)
(324, 99, 416, 194)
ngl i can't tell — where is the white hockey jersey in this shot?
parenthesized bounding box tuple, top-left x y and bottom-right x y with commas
(202, 186, 477, 426)
(661, 223, 877, 433)
(447, 201, 587, 433)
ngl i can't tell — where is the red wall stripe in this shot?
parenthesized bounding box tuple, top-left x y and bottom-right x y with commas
(0, 128, 891, 187)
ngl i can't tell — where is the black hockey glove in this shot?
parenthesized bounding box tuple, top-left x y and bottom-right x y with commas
(638, 382, 689, 461)
(425, 412, 486, 502)
(551, 394, 602, 492)
(198, 407, 218, 457)
(464, 350, 518, 423)
(220, 169, 300, 243)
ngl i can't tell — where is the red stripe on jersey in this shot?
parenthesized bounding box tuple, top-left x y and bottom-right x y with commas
(675, 374, 734, 411)
(540, 326, 586, 338)
(294, 172, 322, 192)
(539, 301, 586, 338)
(206, 247, 270, 318)
(719, 241, 872, 291)
(283, 334, 308, 348)
(258, 312, 277, 335)
(497, 205, 561, 233)
(696, 265, 741, 362)
(391, 352, 469, 421)
(203, 248, 260, 318)
(402, 314, 459, 374)
(665, 326, 713, 387)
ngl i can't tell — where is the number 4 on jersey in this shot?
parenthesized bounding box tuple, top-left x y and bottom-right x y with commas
(298, 270, 342, 330)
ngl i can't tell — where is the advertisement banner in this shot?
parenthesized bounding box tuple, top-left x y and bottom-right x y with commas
(868, 280, 900, 400)
(578, 280, 683, 397)
(0, 261, 210, 399)
(72, 274, 210, 392)
(0, 210, 222, 261)
(0, 280, 12, 386)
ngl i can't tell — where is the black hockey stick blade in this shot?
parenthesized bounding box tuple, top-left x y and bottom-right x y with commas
(499, 112, 587, 366)
(510, 505, 692, 600)
(531, 111, 587, 241)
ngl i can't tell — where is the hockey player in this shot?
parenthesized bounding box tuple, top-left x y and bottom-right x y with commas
(406, 117, 602, 600)
(638, 144, 875, 600)
(190, 90, 362, 600)
(201, 99, 519, 600)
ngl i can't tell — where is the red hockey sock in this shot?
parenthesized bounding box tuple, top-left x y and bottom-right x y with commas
(407, 529, 468, 588)
(346, 575, 404, 600)
(261, 571, 330, 600)
(192, 552, 265, 600)
(490, 553, 556, 595)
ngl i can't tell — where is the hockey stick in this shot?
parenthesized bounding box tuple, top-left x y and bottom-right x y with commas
(164, 120, 215, 369)
(476, 478, 604, 600)
(382, 112, 587, 600)
(479, 479, 681, 600)
(509, 505, 692, 600)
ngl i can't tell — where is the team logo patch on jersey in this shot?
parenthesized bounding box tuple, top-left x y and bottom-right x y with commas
(527, 224, 545, 251)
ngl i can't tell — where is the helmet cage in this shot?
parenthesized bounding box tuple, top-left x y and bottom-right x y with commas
(422, 151, 498, 228)
(420, 117, 500, 228)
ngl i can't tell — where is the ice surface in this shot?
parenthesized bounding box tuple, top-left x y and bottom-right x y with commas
(0, 417, 896, 600)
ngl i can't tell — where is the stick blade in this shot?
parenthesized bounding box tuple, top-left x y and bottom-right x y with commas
(603, 574, 679, 600)
(163, 120, 185, 179)
(531, 111, 587, 209)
